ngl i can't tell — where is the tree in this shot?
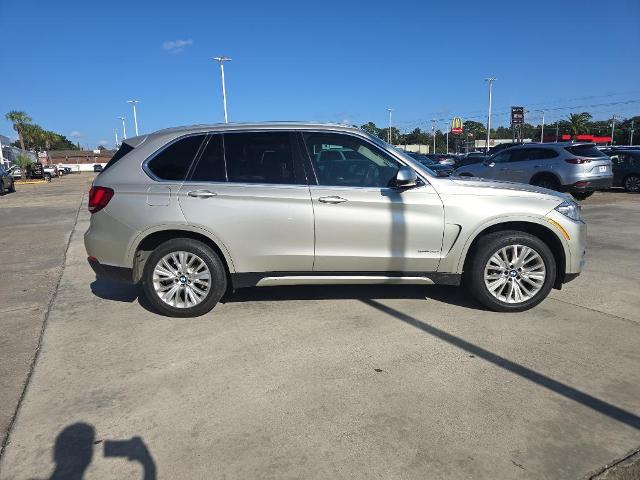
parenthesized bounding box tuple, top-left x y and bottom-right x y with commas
(5, 110, 32, 151)
(14, 154, 32, 180)
(360, 122, 380, 137)
(567, 112, 592, 138)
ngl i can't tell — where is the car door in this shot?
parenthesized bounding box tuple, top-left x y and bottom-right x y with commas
(178, 131, 314, 274)
(301, 131, 444, 273)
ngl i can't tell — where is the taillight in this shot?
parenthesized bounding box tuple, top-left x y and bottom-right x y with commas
(88, 186, 114, 213)
(565, 157, 591, 164)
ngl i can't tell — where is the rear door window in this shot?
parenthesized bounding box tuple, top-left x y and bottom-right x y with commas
(189, 134, 226, 182)
(147, 134, 206, 181)
(103, 143, 134, 172)
(564, 145, 607, 158)
(223, 131, 303, 184)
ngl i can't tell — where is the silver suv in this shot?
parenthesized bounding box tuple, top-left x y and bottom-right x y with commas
(85, 123, 586, 317)
(456, 142, 613, 200)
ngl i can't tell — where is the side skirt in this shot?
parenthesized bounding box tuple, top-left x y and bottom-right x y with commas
(230, 272, 461, 289)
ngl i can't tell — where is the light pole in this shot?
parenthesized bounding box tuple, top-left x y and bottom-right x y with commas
(445, 119, 450, 154)
(127, 100, 140, 136)
(540, 110, 545, 143)
(118, 116, 127, 140)
(431, 119, 436, 154)
(484, 77, 496, 152)
(213, 56, 232, 123)
(630, 119, 635, 145)
(555, 121, 559, 142)
(114, 128, 119, 148)
(387, 107, 394, 143)
(610, 114, 616, 145)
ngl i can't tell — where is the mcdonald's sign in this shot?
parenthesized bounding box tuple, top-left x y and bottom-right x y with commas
(451, 117, 463, 135)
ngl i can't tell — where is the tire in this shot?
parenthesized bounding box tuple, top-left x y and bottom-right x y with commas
(531, 174, 560, 191)
(141, 238, 227, 318)
(465, 230, 556, 312)
(0, 182, 4, 196)
(8, 180, 15, 192)
(623, 174, 640, 193)
(44, 173, 51, 182)
(571, 191, 593, 201)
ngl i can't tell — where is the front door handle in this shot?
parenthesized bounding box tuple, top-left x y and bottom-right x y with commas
(188, 189, 218, 198)
(318, 195, 347, 204)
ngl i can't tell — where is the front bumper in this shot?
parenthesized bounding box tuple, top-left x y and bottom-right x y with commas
(546, 210, 587, 276)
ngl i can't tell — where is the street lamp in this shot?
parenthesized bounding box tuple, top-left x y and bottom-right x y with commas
(127, 100, 140, 136)
(114, 128, 119, 148)
(387, 107, 394, 143)
(610, 114, 616, 145)
(213, 56, 232, 123)
(118, 116, 127, 140)
(484, 77, 496, 152)
(431, 119, 437, 154)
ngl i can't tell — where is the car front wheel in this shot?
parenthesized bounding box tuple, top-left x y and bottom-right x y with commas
(466, 231, 556, 312)
(141, 238, 227, 318)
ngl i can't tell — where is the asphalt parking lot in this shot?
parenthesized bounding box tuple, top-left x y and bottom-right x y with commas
(1, 177, 639, 479)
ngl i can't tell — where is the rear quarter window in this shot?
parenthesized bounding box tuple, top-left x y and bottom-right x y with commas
(564, 145, 606, 158)
(147, 134, 206, 181)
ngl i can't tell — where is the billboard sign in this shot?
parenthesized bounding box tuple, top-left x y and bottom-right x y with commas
(511, 106, 525, 125)
(451, 117, 463, 135)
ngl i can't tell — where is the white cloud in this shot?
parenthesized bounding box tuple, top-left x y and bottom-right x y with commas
(97, 140, 109, 146)
(69, 131, 81, 138)
(162, 39, 193, 53)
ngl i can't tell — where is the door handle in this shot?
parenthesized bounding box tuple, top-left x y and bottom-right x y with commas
(188, 189, 218, 198)
(318, 195, 347, 204)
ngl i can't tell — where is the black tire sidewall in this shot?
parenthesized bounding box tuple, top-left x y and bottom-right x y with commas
(141, 238, 227, 318)
(467, 231, 556, 312)
(531, 175, 559, 191)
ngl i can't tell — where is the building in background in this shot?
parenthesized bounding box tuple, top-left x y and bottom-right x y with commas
(46, 147, 115, 171)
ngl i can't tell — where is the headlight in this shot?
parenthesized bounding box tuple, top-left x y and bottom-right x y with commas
(555, 200, 582, 222)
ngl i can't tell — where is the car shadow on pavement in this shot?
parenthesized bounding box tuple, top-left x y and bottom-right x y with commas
(90, 279, 140, 303)
(45, 422, 156, 480)
(224, 284, 482, 310)
(361, 298, 640, 431)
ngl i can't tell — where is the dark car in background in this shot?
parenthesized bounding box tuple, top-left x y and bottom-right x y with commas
(456, 153, 488, 168)
(608, 149, 640, 192)
(93, 164, 104, 172)
(0, 165, 16, 195)
(404, 152, 454, 176)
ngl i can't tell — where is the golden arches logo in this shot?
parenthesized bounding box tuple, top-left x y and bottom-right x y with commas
(451, 117, 463, 134)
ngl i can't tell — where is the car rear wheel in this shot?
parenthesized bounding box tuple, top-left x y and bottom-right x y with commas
(141, 238, 227, 318)
(466, 231, 556, 312)
(623, 174, 640, 193)
(571, 191, 593, 201)
(531, 175, 560, 191)
(8, 180, 15, 192)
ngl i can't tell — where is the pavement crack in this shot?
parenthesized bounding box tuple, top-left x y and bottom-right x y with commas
(0, 191, 85, 465)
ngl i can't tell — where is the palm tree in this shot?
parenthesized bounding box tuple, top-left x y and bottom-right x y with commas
(5, 110, 32, 151)
(567, 112, 592, 138)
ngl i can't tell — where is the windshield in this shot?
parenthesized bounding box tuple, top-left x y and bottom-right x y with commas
(565, 144, 607, 158)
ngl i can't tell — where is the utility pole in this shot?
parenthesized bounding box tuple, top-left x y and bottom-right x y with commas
(213, 56, 232, 123)
(127, 100, 140, 136)
(484, 77, 496, 152)
(431, 119, 436, 154)
(610, 115, 616, 145)
(118, 116, 127, 139)
(555, 121, 559, 142)
(387, 108, 394, 144)
(630, 119, 635, 145)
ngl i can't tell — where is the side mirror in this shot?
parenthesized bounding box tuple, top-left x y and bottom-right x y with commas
(395, 166, 418, 188)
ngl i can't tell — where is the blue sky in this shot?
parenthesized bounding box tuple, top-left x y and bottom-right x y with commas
(1, 0, 639, 149)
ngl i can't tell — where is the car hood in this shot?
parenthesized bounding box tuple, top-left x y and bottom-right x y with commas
(433, 176, 572, 201)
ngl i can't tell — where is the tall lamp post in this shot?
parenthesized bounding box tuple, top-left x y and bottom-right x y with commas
(114, 128, 119, 148)
(610, 114, 616, 145)
(484, 77, 496, 152)
(386, 107, 394, 143)
(127, 100, 140, 136)
(431, 119, 437, 154)
(118, 116, 127, 140)
(213, 56, 232, 123)
(540, 110, 545, 143)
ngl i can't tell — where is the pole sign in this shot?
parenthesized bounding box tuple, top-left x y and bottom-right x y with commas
(511, 106, 524, 125)
(451, 117, 463, 135)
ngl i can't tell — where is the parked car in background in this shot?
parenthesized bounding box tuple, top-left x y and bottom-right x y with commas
(0, 165, 16, 194)
(456, 142, 613, 200)
(85, 122, 585, 317)
(456, 154, 488, 168)
(93, 164, 104, 172)
(405, 152, 454, 176)
(487, 142, 520, 156)
(43, 165, 58, 180)
(608, 149, 640, 192)
(8, 166, 22, 180)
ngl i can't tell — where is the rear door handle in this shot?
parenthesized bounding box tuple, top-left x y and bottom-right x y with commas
(188, 189, 218, 198)
(318, 196, 347, 204)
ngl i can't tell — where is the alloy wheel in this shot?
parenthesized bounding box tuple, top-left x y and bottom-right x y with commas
(484, 244, 546, 304)
(624, 175, 640, 193)
(152, 251, 211, 308)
